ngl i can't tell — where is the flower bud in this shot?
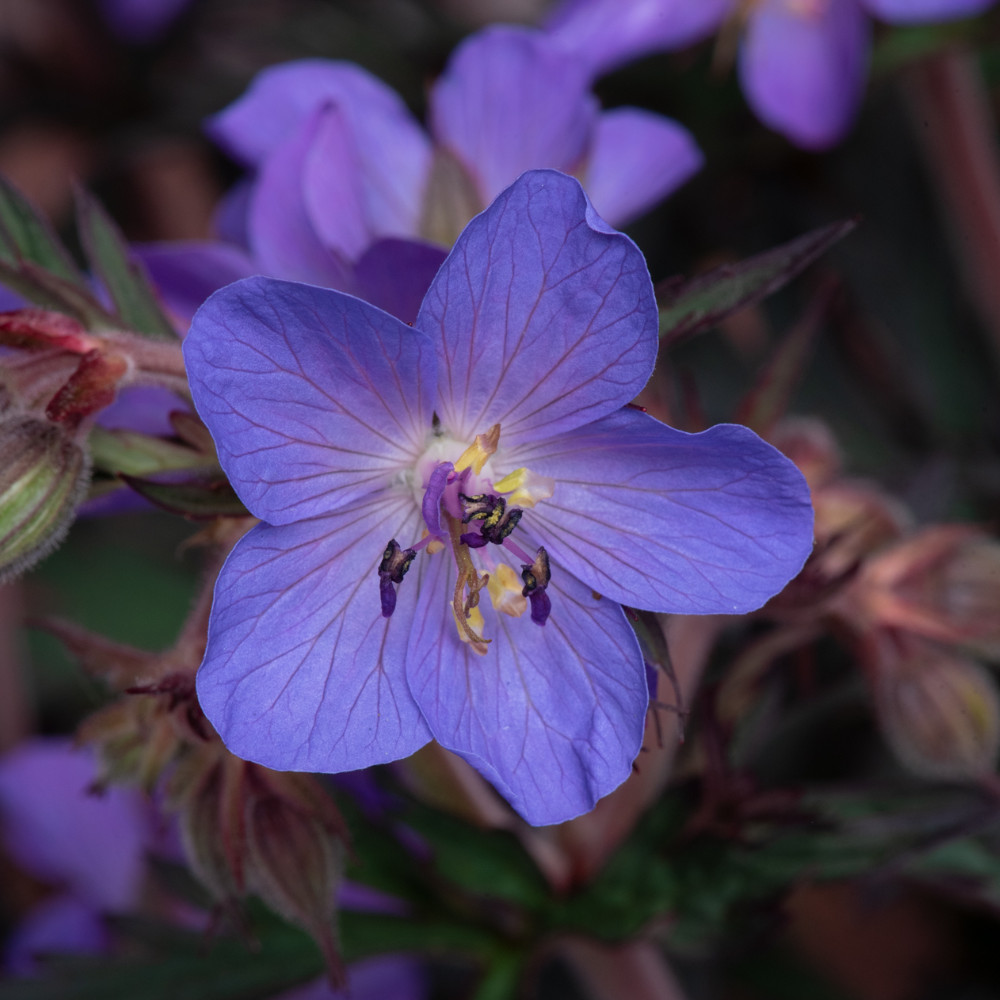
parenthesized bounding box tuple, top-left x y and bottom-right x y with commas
(862, 527, 1000, 661)
(771, 417, 842, 492)
(0, 413, 89, 582)
(874, 647, 1000, 781)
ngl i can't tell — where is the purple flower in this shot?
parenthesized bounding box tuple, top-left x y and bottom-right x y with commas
(204, 26, 701, 290)
(184, 170, 813, 826)
(545, 0, 995, 148)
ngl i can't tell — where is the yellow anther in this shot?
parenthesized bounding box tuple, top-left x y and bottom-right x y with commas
(454, 423, 501, 475)
(487, 563, 528, 618)
(420, 529, 445, 555)
(492, 467, 555, 509)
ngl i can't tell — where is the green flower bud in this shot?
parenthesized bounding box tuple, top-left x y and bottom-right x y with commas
(875, 649, 1000, 782)
(0, 414, 90, 583)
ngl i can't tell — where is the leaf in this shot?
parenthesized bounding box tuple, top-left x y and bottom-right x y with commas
(88, 427, 212, 477)
(657, 219, 858, 344)
(75, 188, 178, 340)
(0, 260, 115, 329)
(120, 470, 249, 518)
(0, 174, 87, 287)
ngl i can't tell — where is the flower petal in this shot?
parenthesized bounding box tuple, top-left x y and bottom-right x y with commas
(405, 551, 647, 825)
(197, 499, 432, 773)
(248, 106, 356, 287)
(583, 108, 703, 227)
(545, 0, 732, 77)
(207, 60, 424, 169)
(416, 169, 657, 447)
(0, 740, 148, 910)
(429, 27, 596, 206)
(739, 0, 870, 150)
(861, 0, 994, 20)
(353, 238, 448, 326)
(184, 276, 435, 524)
(134, 240, 257, 327)
(512, 409, 814, 614)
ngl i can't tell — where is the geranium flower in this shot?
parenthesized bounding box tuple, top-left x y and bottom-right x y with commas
(184, 170, 813, 826)
(545, 0, 996, 148)
(202, 25, 701, 287)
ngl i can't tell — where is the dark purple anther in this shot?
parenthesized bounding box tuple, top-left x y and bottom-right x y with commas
(459, 492, 523, 546)
(378, 539, 417, 618)
(520, 546, 552, 626)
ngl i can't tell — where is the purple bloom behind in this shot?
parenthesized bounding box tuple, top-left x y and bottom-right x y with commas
(544, 0, 996, 148)
(184, 170, 813, 826)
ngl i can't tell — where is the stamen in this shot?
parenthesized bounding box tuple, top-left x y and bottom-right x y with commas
(520, 547, 552, 626)
(378, 539, 417, 618)
(487, 562, 528, 618)
(492, 467, 555, 509)
(454, 423, 501, 475)
(459, 492, 523, 546)
(445, 513, 490, 654)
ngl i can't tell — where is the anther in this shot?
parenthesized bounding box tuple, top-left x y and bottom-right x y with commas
(378, 539, 417, 618)
(520, 546, 552, 626)
(459, 492, 523, 547)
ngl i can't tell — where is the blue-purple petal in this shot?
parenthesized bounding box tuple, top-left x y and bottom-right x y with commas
(198, 502, 432, 774)
(274, 957, 426, 1000)
(739, 0, 870, 150)
(0, 740, 148, 911)
(430, 27, 597, 206)
(511, 409, 814, 614)
(583, 108, 703, 227)
(861, 0, 994, 19)
(4, 895, 107, 975)
(416, 170, 657, 448)
(353, 239, 448, 326)
(545, 0, 732, 77)
(247, 106, 356, 288)
(184, 276, 436, 524)
(135, 241, 257, 327)
(405, 551, 647, 825)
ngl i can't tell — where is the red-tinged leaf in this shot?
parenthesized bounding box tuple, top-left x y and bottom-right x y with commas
(120, 470, 249, 519)
(0, 308, 101, 354)
(45, 351, 129, 430)
(734, 280, 837, 436)
(657, 218, 858, 345)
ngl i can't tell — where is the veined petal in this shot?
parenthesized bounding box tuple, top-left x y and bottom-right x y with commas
(545, 0, 732, 77)
(197, 497, 432, 773)
(207, 59, 424, 169)
(861, 0, 994, 19)
(405, 551, 648, 826)
(512, 409, 814, 614)
(416, 169, 657, 448)
(739, 0, 870, 150)
(583, 108, 703, 228)
(184, 276, 436, 524)
(429, 27, 597, 207)
(248, 106, 357, 288)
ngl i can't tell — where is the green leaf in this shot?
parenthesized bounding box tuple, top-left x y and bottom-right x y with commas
(0, 921, 324, 1000)
(0, 261, 115, 329)
(657, 219, 857, 344)
(402, 803, 551, 908)
(341, 911, 499, 961)
(470, 951, 524, 1000)
(75, 189, 178, 340)
(0, 175, 87, 287)
(88, 427, 212, 478)
(120, 470, 249, 519)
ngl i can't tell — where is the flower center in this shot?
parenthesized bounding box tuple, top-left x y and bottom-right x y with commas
(377, 422, 555, 653)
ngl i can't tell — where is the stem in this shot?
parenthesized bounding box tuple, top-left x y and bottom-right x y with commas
(104, 330, 190, 394)
(903, 50, 1000, 378)
(559, 938, 690, 1000)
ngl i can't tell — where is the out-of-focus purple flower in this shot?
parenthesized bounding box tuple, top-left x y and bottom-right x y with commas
(98, 0, 194, 43)
(200, 25, 700, 297)
(183, 170, 813, 826)
(275, 958, 425, 1000)
(0, 739, 150, 972)
(544, 0, 995, 148)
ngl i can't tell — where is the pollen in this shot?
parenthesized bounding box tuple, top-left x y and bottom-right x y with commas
(493, 467, 555, 509)
(454, 423, 501, 475)
(487, 562, 528, 618)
